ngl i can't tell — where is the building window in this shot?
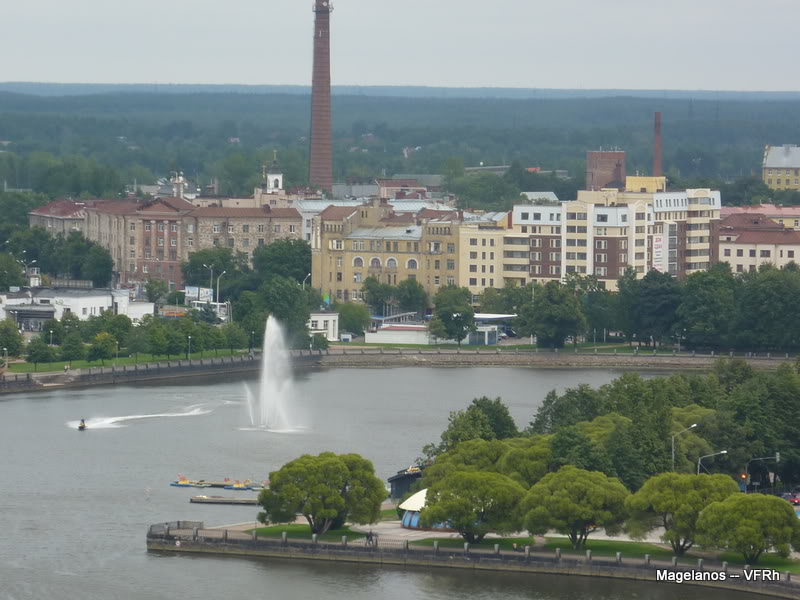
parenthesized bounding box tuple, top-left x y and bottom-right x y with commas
(595, 240, 607, 249)
(158, 223, 164, 232)
(336, 272, 342, 282)
(130, 223, 136, 231)
(145, 224, 151, 232)
(596, 214, 608, 223)
(142, 265, 148, 274)
(243, 239, 249, 248)
(130, 250, 135, 258)
(723, 248, 731, 257)
(470, 265, 477, 272)
(789, 250, 796, 258)
(760, 250, 771, 257)
(447, 243, 455, 253)
(187, 238, 193, 247)
(289, 225, 297, 233)
(550, 239, 561, 248)
(242, 224, 250, 233)
(595, 266, 607, 276)
(228, 238, 235, 248)
(129, 263, 135, 272)
(258, 224, 265, 233)
(258, 239, 265, 247)
(470, 238, 478, 246)
(273, 224, 281, 233)
(213, 225, 221, 233)
(447, 259, 455, 270)
(434, 276, 440, 286)
(354, 257, 364, 267)
(595, 254, 607, 263)
(387, 258, 397, 268)
(336, 257, 343, 267)
(158, 238, 164, 247)
(213, 238, 219, 246)
(187, 224, 194, 233)
(144, 250, 151, 259)
(407, 259, 418, 269)
(749, 249, 756, 257)
(171, 224, 177, 232)
(228, 225, 234, 233)
(469, 278, 477, 285)
(370, 258, 381, 268)
(170, 238, 177, 247)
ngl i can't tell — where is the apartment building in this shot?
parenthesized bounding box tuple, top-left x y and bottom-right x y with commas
(83, 197, 301, 290)
(28, 199, 90, 235)
(512, 177, 721, 290)
(311, 198, 465, 305)
(721, 204, 800, 230)
(714, 212, 800, 273)
(762, 144, 800, 191)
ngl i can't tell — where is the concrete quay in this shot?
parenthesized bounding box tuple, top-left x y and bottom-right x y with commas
(146, 521, 800, 599)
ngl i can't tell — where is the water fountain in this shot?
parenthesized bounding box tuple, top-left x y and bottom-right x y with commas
(243, 316, 296, 431)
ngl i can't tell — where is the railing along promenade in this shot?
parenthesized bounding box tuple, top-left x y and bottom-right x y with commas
(146, 521, 800, 599)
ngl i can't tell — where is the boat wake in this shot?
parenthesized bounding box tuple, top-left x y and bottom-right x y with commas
(66, 405, 212, 429)
(237, 425, 308, 434)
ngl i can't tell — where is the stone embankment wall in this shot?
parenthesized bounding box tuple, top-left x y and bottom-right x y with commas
(1, 347, 792, 395)
(146, 523, 800, 599)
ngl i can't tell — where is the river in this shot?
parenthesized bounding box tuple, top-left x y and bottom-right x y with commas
(0, 367, 745, 600)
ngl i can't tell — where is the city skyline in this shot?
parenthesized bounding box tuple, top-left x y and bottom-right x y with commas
(3, 0, 799, 92)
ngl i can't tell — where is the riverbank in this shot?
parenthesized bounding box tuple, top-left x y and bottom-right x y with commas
(146, 521, 800, 599)
(0, 347, 792, 394)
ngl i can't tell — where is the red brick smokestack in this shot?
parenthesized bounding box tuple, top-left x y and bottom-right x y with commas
(309, 0, 333, 194)
(653, 112, 663, 177)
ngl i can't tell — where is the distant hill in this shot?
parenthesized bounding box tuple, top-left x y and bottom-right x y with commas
(2, 82, 800, 101)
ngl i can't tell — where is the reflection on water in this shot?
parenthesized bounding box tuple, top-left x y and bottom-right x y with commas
(1, 367, 730, 600)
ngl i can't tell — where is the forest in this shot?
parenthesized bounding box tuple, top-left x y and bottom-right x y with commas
(1, 90, 799, 204)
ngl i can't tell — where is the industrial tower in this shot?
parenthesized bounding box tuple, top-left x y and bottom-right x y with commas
(309, 0, 333, 194)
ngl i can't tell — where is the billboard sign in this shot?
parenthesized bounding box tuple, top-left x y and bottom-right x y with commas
(184, 286, 199, 300)
(652, 234, 666, 273)
(198, 287, 213, 303)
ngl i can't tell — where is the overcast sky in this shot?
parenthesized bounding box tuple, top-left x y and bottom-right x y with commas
(4, 0, 797, 90)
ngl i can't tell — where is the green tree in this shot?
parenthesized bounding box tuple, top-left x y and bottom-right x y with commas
(81, 245, 114, 287)
(0, 319, 24, 357)
(335, 302, 370, 336)
(517, 281, 585, 348)
(26, 338, 55, 371)
(252, 239, 311, 283)
(550, 426, 612, 473)
(311, 333, 329, 350)
(470, 396, 518, 439)
(259, 276, 310, 345)
(431, 285, 475, 346)
(87, 332, 116, 365)
(257, 452, 384, 535)
(697, 494, 800, 564)
(677, 264, 735, 349)
(521, 466, 629, 550)
(637, 270, 682, 345)
(395, 278, 428, 316)
(126, 327, 149, 363)
(40, 318, 64, 346)
(207, 327, 226, 356)
(0, 253, 25, 291)
(616, 267, 641, 343)
(148, 325, 168, 358)
(361, 275, 395, 315)
(145, 278, 168, 303)
(59, 332, 85, 365)
(527, 384, 605, 434)
(165, 327, 185, 359)
(222, 322, 248, 355)
(421, 471, 525, 543)
(423, 405, 496, 459)
(626, 473, 739, 555)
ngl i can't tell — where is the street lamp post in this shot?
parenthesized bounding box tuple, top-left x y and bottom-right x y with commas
(216, 271, 227, 305)
(202, 263, 214, 299)
(250, 330, 255, 352)
(187, 335, 192, 360)
(302, 273, 311, 290)
(697, 450, 728, 475)
(115, 341, 119, 365)
(49, 329, 53, 346)
(672, 423, 698, 471)
(3, 347, 7, 371)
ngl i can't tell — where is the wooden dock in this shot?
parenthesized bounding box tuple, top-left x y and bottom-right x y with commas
(190, 496, 259, 506)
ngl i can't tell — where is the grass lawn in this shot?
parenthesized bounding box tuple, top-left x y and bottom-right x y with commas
(248, 524, 363, 542)
(9, 349, 249, 373)
(380, 508, 400, 521)
(544, 537, 680, 561)
(411, 537, 533, 550)
(719, 551, 800, 574)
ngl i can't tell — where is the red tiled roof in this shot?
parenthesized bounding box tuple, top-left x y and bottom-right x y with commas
(29, 199, 88, 218)
(88, 200, 141, 215)
(380, 214, 415, 224)
(722, 204, 800, 217)
(418, 208, 461, 219)
(718, 213, 783, 230)
(320, 205, 359, 220)
(732, 230, 800, 245)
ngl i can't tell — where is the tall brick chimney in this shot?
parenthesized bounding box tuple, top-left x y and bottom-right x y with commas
(653, 112, 663, 177)
(309, 0, 334, 194)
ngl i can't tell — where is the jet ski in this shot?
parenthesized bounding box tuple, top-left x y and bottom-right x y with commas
(78, 420, 87, 431)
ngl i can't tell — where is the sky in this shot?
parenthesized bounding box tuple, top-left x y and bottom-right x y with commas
(3, 0, 798, 91)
